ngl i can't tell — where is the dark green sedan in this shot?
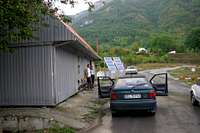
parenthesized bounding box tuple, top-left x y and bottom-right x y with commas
(98, 73, 168, 115)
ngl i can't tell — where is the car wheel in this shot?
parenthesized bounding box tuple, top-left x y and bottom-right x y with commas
(148, 110, 156, 116)
(191, 92, 199, 106)
(150, 111, 156, 116)
(98, 94, 102, 98)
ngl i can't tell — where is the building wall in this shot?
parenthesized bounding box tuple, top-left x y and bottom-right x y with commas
(0, 46, 55, 106)
(54, 47, 90, 103)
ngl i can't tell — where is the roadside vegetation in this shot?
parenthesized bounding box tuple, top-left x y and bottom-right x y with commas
(83, 98, 108, 122)
(95, 27, 200, 69)
(136, 63, 179, 71)
(37, 124, 75, 133)
(99, 46, 170, 66)
(169, 66, 200, 85)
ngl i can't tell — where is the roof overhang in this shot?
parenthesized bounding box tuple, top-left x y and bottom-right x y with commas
(54, 41, 101, 60)
(60, 22, 101, 60)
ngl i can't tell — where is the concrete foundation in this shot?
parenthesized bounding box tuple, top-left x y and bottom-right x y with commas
(0, 115, 59, 132)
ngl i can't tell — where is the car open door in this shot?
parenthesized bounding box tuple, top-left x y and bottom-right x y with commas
(195, 82, 200, 101)
(150, 73, 168, 96)
(97, 76, 115, 98)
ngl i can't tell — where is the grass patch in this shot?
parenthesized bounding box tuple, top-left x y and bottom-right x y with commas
(83, 99, 108, 122)
(169, 66, 200, 85)
(55, 106, 67, 112)
(37, 124, 75, 133)
(136, 63, 179, 71)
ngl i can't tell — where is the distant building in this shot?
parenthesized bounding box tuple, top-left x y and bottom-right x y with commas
(136, 48, 148, 54)
(0, 15, 100, 106)
(168, 51, 176, 54)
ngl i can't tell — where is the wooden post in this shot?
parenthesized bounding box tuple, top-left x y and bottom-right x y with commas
(96, 37, 99, 54)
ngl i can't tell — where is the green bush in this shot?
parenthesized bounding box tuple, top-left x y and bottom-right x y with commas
(99, 44, 171, 66)
(37, 126, 75, 133)
(121, 54, 170, 65)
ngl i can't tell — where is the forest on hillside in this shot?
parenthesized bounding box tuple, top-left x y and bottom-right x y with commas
(73, 0, 200, 65)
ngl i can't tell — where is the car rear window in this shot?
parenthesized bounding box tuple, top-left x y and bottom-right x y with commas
(115, 78, 148, 89)
(127, 66, 135, 69)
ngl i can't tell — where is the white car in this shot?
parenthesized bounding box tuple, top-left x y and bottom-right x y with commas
(191, 82, 200, 106)
(125, 66, 138, 75)
(97, 71, 105, 78)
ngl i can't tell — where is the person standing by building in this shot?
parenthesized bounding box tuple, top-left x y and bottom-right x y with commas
(85, 64, 91, 89)
(90, 65, 95, 88)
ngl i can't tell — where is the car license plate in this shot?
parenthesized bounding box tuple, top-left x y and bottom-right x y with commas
(124, 94, 141, 99)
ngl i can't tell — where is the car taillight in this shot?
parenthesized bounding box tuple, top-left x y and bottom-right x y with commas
(111, 91, 118, 100)
(148, 90, 156, 99)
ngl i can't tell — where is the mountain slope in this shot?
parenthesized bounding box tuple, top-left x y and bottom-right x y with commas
(73, 0, 200, 48)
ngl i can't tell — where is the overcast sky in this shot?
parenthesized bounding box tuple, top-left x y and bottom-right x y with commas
(44, 0, 100, 15)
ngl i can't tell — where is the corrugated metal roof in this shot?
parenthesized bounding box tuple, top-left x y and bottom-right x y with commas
(60, 22, 101, 60)
(11, 15, 101, 60)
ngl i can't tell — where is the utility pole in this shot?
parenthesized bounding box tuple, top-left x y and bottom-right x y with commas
(96, 36, 99, 54)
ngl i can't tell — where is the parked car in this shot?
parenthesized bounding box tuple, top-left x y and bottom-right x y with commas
(97, 71, 106, 78)
(190, 81, 200, 106)
(125, 65, 138, 75)
(98, 73, 168, 116)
